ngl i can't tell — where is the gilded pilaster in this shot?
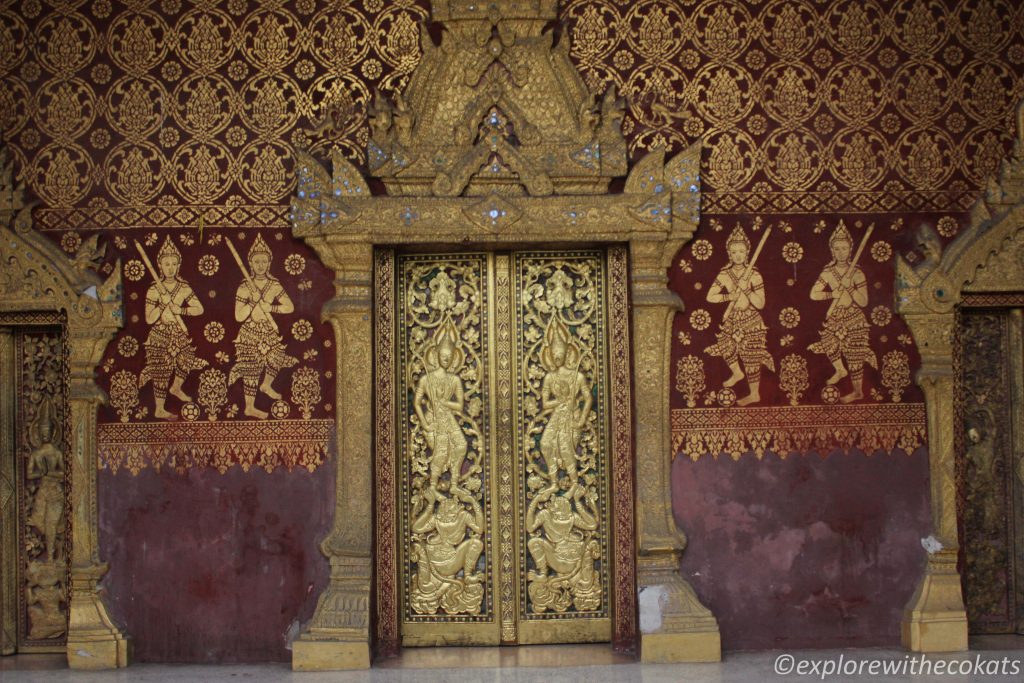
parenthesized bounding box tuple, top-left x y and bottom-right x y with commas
(292, 243, 374, 670)
(897, 310, 967, 653)
(631, 248, 720, 663)
(65, 324, 129, 670)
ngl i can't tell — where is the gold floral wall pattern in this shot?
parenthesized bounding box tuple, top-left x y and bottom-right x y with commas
(1, 0, 1022, 465)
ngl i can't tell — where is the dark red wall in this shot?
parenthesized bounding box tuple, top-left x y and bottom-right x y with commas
(98, 466, 333, 662)
(674, 447, 931, 650)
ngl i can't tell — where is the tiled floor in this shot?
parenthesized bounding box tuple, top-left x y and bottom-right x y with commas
(3, 642, 1023, 682)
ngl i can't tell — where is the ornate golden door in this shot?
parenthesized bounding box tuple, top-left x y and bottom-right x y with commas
(388, 249, 616, 646)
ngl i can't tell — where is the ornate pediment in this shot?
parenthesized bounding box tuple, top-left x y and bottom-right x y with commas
(364, 0, 626, 197)
(896, 99, 1024, 319)
(0, 148, 122, 333)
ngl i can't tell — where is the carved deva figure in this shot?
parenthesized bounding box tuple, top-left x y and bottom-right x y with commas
(26, 397, 64, 563)
(704, 225, 774, 405)
(526, 487, 602, 613)
(137, 237, 207, 419)
(809, 221, 877, 403)
(26, 562, 65, 640)
(409, 488, 485, 615)
(228, 234, 297, 418)
(539, 318, 592, 494)
(414, 318, 470, 497)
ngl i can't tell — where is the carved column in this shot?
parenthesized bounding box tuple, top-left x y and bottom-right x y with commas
(65, 317, 129, 669)
(0, 328, 14, 655)
(899, 311, 968, 652)
(292, 243, 374, 670)
(630, 240, 720, 663)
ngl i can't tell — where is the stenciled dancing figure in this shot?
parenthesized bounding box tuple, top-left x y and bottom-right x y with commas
(809, 221, 876, 403)
(228, 234, 297, 419)
(138, 237, 206, 419)
(705, 226, 774, 406)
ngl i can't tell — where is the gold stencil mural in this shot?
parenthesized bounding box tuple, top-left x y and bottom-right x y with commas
(2, 0, 1023, 233)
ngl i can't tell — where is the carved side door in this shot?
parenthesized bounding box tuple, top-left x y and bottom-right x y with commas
(0, 325, 70, 655)
(393, 250, 614, 646)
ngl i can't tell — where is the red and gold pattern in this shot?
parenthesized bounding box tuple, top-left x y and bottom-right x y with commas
(3, 2, 1021, 466)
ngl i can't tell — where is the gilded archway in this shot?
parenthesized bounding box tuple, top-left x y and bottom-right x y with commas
(896, 102, 1024, 653)
(0, 151, 128, 668)
(287, 0, 719, 669)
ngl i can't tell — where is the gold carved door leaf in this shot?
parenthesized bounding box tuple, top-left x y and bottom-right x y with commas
(395, 251, 612, 647)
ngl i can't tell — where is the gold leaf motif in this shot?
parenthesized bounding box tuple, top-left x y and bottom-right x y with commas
(241, 144, 289, 201)
(381, 11, 421, 71)
(965, 0, 1005, 54)
(637, 5, 676, 60)
(900, 64, 945, 121)
(833, 130, 884, 190)
(253, 13, 291, 69)
(900, 1, 941, 55)
(702, 4, 742, 59)
(900, 130, 946, 190)
(37, 145, 90, 206)
(110, 13, 166, 74)
(180, 10, 233, 70)
(572, 5, 610, 60)
(769, 4, 810, 58)
(834, 2, 876, 55)
(767, 65, 815, 123)
(42, 16, 89, 73)
(768, 131, 820, 191)
(110, 144, 161, 204)
(109, 78, 162, 138)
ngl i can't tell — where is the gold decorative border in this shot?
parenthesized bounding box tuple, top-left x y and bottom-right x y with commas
(607, 245, 637, 652)
(493, 254, 517, 643)
(373, 248, 399, 656)
(672, 403, 926, 460)
(96, 419, 332, 475)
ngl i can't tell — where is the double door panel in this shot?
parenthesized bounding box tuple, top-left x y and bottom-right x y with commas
(395, 250, 612, 645)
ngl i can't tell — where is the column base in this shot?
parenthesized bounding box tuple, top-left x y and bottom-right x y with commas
(901, 550, 968, 653)
(290, 554, 372, 671)
(292, 639, 370, 671)
(638, 553, 721, 663)
(65, 568, 129, 670)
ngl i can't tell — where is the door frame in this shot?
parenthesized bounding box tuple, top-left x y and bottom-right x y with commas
(373, 246, 635, 652)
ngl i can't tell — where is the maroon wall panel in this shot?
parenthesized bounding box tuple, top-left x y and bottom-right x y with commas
(673, 448, 931, 650)
(99, 466, 333, 662)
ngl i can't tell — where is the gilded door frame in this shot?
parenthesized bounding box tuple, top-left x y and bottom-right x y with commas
(374, 246, 634, 651)
(289, 142, 722, 670)
(894, 115, 1024, 652)
(0, 152, 128, 668)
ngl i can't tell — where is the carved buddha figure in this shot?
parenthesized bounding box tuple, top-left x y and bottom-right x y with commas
(409, 488, 485, 615)
(539, 320, 591, 493)
(414, 325, 469, 496)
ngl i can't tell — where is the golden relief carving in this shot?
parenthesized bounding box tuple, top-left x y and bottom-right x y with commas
(398, 255, 491, 628)
(516, 254, 608, 621)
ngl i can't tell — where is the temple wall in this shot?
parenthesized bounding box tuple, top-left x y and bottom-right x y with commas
(3, 0, 1023, 660)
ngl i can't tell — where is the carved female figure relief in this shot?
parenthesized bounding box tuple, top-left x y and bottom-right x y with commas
(26, 397, 64, 563)
(414, 321, 469, 497)
(403, 261, 488, 618)
(520, 260, 604, 615)
(538, 320, 592, 495)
